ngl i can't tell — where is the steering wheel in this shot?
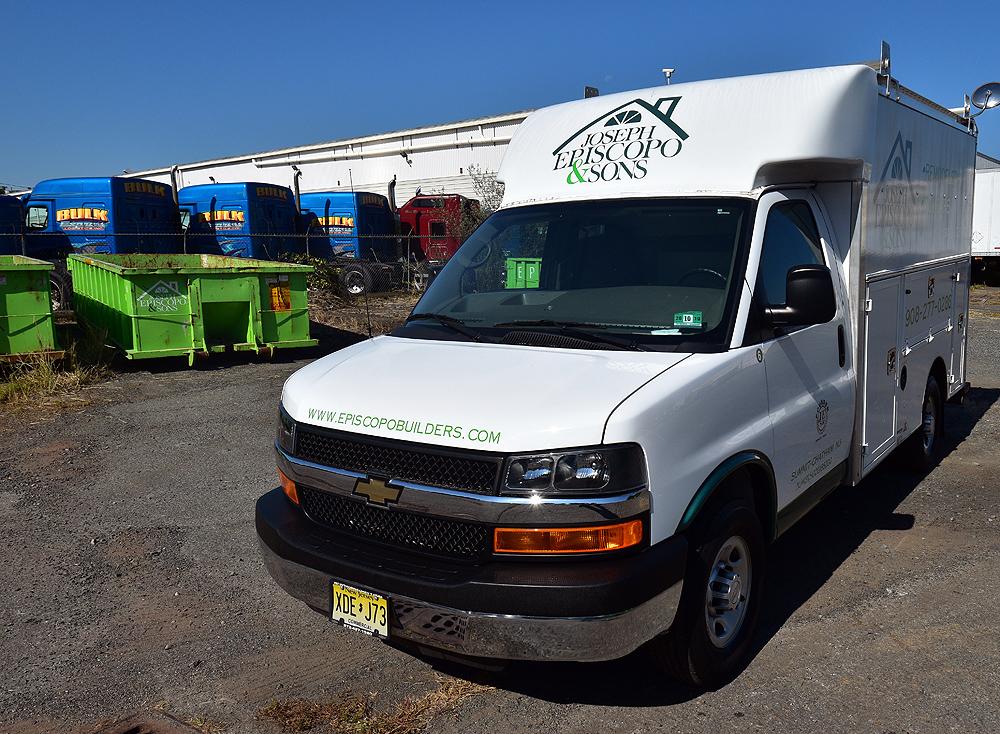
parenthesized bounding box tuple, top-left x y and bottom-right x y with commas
(678, 268, 727, 288)
(462, 242, 492, 268)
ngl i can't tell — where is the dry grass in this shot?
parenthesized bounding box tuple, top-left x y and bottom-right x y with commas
(309, 289, 420, 337)
(258, 694, 373, 733)
(0, 322, 112, 410)
(258, 675, 492, 734)
(184, 714, 228, 733)
(0, 354, 110, 407)
(375, 677, 491, 734)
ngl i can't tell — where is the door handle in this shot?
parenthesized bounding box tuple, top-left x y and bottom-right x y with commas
(837, 325, 846, 368)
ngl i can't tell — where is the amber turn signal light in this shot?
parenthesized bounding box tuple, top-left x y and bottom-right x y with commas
(279, 469, 299, 505)
(494, 520, 643, 554)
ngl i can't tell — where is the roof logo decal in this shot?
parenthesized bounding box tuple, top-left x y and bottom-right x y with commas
(551, 97, 691, 186)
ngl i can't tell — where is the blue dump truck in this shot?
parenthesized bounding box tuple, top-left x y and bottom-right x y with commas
(178, 183, 300, 260)
(22, 177, 178, 259)
(298, 191, 397, 295)
(0, 195, 23, 255)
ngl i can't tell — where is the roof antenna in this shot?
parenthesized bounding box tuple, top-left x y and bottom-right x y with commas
(662, 68, 675, 85)
(880, 41, 891, 95)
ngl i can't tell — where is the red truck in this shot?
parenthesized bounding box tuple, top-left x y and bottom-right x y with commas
(397, 194, 481, 265)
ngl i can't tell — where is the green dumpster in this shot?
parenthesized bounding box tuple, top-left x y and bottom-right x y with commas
(505, 257, 542, 289)
(0, 255, 61, 360)
(67, 254, 317, 365)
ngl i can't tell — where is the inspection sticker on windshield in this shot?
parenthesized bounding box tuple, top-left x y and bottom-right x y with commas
(673, 311, 703, 328)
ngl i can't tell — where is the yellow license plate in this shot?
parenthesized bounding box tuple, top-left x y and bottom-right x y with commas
(331, 581, 388, 637)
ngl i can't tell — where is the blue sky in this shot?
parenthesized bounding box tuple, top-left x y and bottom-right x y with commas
(3, 0, 999, 187)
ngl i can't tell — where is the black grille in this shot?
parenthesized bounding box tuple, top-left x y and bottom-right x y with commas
(295, 427, 500, 494)
(298, 486, 490, 560)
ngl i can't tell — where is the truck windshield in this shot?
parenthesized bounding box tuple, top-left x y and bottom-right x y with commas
(406, 198, 750, 349)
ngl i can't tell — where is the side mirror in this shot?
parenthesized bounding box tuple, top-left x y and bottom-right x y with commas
(767, 264, 836, 327)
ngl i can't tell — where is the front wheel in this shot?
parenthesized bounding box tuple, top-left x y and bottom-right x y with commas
(650, 497, 765, 688)
(339, 263, 372, 297)
(410, 261, 433, 292)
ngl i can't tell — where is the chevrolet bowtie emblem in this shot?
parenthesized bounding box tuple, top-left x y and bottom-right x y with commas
(352, 476, 402, 505)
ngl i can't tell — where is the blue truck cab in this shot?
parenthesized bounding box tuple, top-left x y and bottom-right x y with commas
(0, 195, 23, 255)
(298, 191, 395, 261)
(178, 183, 300, 260)
(22, 177, 178, 258)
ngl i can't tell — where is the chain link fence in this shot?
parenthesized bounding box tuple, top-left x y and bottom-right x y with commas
(12, 231, 441, 335)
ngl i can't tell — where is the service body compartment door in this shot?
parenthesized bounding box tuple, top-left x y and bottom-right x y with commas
(897, 264, 957, 434)
(861, 277, 901, 472)
(950, 259, 970, 394)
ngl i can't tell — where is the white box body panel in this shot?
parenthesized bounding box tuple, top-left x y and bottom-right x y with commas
(852, 92, 974, 480)
(972, 168, 1000, 257)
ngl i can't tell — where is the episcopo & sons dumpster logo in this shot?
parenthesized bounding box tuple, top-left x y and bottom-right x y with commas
(552, 97, 690, 185)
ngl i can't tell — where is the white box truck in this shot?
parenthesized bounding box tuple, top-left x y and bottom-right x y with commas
(257, 56, 977, 686)
(973, 164, 1000, 277)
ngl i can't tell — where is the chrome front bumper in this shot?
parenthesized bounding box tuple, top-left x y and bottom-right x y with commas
(259, 538, 683, 662)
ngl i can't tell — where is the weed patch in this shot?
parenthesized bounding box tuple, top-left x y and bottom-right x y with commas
(258, 675, 492, 733)
(0, 321, 112, 410)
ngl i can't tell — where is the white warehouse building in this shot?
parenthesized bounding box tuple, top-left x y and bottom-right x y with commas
(125, 111, 530, 206)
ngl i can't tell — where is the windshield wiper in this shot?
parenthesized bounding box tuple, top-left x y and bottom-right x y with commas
(406, 312, 492, 343)
(493, 319, 649, 351)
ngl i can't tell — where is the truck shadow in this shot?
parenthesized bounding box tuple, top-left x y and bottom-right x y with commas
(431, 386, 999, 707)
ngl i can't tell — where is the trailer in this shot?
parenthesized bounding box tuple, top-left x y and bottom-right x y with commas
(178, 183, 300, 260)
(972, 166, 1000, 278)
(256, 50, 982, 684)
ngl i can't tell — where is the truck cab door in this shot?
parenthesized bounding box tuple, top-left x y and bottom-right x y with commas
(427, 220, 449, 262)
(24, 200, 57, 258)
(179, 205, 195, 253)
(746, 191, 854, 514)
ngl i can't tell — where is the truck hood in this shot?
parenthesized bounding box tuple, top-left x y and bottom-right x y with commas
(282, 335, 691, 453)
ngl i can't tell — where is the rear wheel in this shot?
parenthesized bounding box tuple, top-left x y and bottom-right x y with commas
(902, 374, 943, 471)
(651, 490, 765, 688)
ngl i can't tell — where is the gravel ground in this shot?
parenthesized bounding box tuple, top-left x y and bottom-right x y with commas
(2, 298, 999, 734)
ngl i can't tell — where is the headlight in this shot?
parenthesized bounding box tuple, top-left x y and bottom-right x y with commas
(503, 444, 645, 496)
(277, 404, 296, 454)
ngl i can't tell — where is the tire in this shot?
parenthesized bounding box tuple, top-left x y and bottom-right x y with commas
(901, 374, 943, 472)
(50, 263, 72, 312)
(651, 492, 765, 688)
(411, 261, 432, 292)
(339, 263, 372, 297)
